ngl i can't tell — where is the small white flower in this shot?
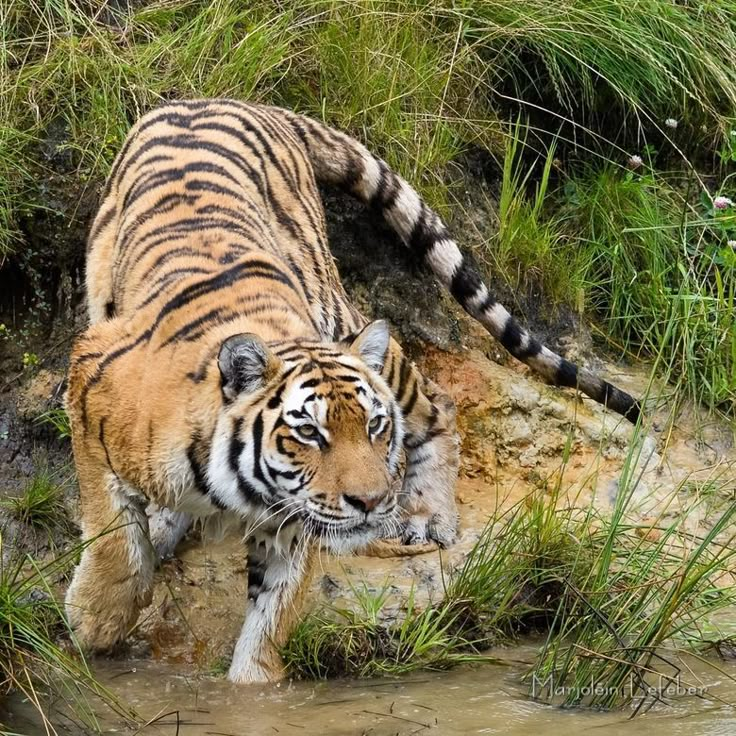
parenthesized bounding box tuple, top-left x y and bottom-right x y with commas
(628, 155, 643, 169)
(713, 196, 733, 210)
(728, 240, 736, 250)
(731, 130, 736, 137)
(664, 118, 678, 129)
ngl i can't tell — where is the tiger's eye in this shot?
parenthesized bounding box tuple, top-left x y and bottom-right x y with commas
(368, 416, 382, 432)
(297, 424, 318, 439)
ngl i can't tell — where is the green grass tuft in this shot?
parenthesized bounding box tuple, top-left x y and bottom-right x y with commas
(563, 167, 736, 412)
(0, 537, 134, 732)
(35, 408, 72, 441)
(1, 472, 72, 537)
(532, 464, 736, 710)
(479, 128, 736, 414)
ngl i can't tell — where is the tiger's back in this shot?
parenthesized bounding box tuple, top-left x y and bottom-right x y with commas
(87, 99, 361, 340)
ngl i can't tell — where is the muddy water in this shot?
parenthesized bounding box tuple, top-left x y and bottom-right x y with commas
(5, 644, 736, 735)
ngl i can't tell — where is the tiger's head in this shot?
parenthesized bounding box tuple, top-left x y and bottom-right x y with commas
(209, 320, 404, 552)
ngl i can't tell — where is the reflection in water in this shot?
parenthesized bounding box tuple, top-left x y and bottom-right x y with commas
(4, 645, 736, 735)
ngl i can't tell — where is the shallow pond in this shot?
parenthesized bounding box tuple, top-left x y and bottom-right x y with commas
(5, 643, 736, 735)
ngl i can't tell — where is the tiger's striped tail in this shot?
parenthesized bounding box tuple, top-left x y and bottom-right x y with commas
(281, 109, 641, 424)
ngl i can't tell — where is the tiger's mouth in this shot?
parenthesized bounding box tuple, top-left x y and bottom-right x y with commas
(303, 508, 398, 552)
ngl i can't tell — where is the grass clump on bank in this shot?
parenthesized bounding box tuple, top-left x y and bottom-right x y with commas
(567, 168, 735, 412)
(0, 470, 76, 555)
(284, 452, 736, 712)
(1, 472, 70, 534)
(486, 129, 736, 413)
(0, 538, 132, 734)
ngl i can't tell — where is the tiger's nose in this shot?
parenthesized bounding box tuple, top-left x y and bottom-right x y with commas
(343, 492, 386, 513)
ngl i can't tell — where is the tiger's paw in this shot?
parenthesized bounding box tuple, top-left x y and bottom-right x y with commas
(227, 655, 285, 685)
(401, 511, 458, 549)
(65, 587, 143, 653)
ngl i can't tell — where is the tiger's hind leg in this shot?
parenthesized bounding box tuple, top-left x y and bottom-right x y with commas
(382, 340, 460, 547)
(401, 379, 459, 546)
(65, 460, 155, 651)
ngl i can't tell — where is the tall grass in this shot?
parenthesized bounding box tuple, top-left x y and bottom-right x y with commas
(563, 167, 736, 412)
(532, 465, 736, 711)
(482, 126, 736, 413)
(0, 536, 133, 733)
(4, 0, 736, 256)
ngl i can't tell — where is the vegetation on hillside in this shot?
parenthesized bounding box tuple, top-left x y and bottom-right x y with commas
(491, 132, 736, 413)
(3, 0, 736, 412)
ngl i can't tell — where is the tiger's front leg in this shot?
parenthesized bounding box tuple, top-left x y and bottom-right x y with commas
(65, 461, 155, 651)
(382, 341, 460, 547)
(228, 530, 316, 684)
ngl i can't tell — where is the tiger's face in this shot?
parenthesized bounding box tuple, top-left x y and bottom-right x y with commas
(210, 321, 404, 552)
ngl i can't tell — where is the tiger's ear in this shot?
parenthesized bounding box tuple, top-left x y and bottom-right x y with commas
(345, 320, 390, 372)
(218, 334, 281, 401)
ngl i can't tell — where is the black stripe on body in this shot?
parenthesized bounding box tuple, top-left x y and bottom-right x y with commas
(150, 258, 299, 329)
(116, 134, 268, 201)
(115, 215, 258, 283)
(137, 246, 216, 300)
(402, 381, 419, 417)
(98, 418, 115, 472)
(395, 356, 412, 405)
(228, 417, 263, 502)
(123, 161, 242, 211)
(80, 330, 152, 428)
(156, 274, 306, 348)
(88, 206, 117, 246)
(187, 434, 227, 510)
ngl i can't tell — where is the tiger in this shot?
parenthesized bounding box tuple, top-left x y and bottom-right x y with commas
(64, 99, 640, 684)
